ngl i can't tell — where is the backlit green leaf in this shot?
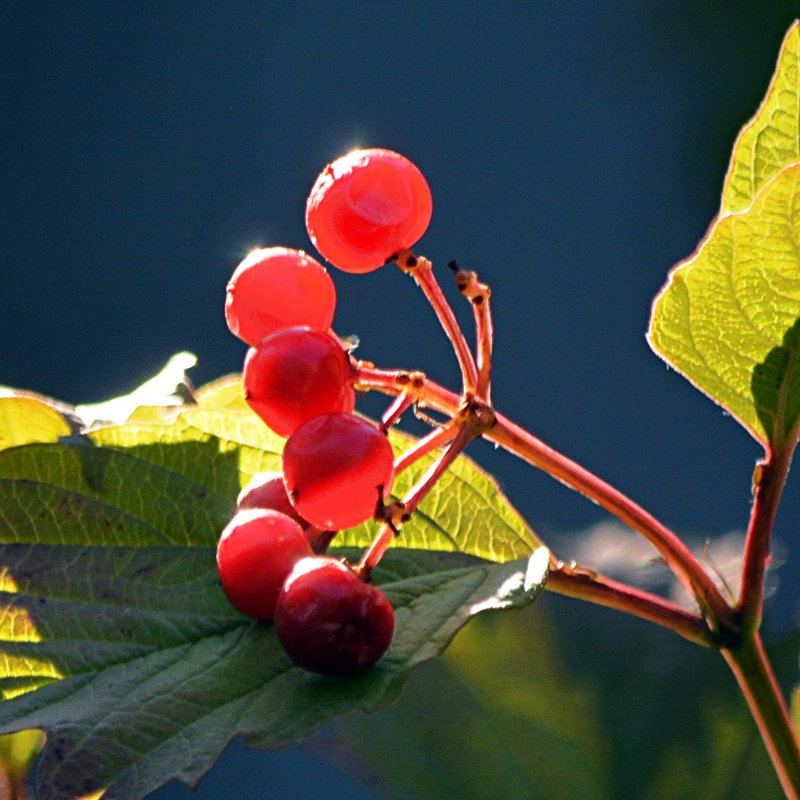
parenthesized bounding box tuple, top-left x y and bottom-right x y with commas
(721, 21, 800, 215)
(648, 163, 800, 448)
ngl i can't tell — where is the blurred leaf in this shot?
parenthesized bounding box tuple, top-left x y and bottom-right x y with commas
(326, 594, 788, 800)
(0, 386, 547, 799)
(648, 163, 800, 448)
(721, 21, 800, 215)
(0, 729, 43, 799)
(74, 352, 197, 426)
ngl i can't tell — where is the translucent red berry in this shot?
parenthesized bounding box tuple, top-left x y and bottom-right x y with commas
(236, 471, 309, 527)
(306, 148, 432, 273)
(216, 508, 313, 620)
(243, 326, 355, 438)
(282, 413, 395, 530)
(275, 557, 395, 675)
(225, 246, 336, 346)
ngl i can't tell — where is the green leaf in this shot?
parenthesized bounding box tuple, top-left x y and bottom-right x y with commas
(721, 21, 800, 215)
(0, 386, 547, 799)
(0, 546, 546, 800)
(648, 162, 800, 448)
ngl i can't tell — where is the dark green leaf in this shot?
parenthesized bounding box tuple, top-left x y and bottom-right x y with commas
(0, 384, 547, 799)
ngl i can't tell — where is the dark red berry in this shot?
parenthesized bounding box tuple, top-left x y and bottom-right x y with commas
(216, 508, 313, 620)
(275, 557, 395, 675)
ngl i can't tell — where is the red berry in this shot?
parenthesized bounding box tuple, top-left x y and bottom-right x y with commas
(243, 326, 355, 438)
(282, 413, 395, 530)
(216, 508, 313, 620)
(275, 557, 395, 675)
(306, 148, 432, 273)
(236, 471, 309, 527)
(225, 247, 336, 346)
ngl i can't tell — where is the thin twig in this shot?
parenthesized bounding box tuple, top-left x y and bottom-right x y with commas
(357, 425, 476, 576)
(394, 250, 479, 395)
(546, 561, 715, 647)
(351, 363, 737, 634)
(393, 422, 459, 476)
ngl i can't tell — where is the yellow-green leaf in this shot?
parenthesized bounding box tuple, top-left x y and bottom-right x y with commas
(194, 374, 250, 411)
(721, 21, 800, 214)
(0, 393, 72, 452)
(648, 163, 800, 448)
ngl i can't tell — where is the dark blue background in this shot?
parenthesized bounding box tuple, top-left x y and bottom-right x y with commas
(4, 3, 800, 797)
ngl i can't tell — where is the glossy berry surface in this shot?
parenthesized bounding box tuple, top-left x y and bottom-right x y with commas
(225, 246, 336, 346)
(243, 326, 355, 438)
(275, 557, 395, 675)
(216, 508, 313, 620)
(282, 413, 395, 530)
(236, 471, 309, 528)
(306, 148, 432, 273)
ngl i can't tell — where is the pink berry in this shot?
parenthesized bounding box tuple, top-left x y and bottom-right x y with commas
(306, 148, 432, 273)
(225, 247, 336, 346)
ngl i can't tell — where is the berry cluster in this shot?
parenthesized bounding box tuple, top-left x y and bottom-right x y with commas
(219, 149, 435, 676)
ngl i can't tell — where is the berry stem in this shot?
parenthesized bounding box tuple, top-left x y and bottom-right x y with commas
(356, 522, 396, 578)
(380, 392, 416, 431)
(357, 424, 476, 576)
(394, 250, 479, 395)
(353, 365, 428, 401)
(393, 422, 459, 476)
(450, 262, 494, 403)
(401, 424, 476, 517)
(305, 526, 338, 554)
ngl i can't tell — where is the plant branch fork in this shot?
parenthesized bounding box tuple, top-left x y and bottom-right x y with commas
(350, 249, 800, 797)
